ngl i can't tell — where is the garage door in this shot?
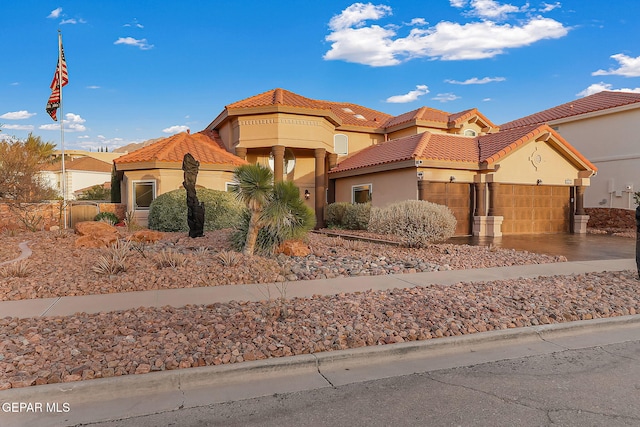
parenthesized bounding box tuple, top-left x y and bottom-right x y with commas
(496, 185, 569, 234)
(422, 182, 472, 236)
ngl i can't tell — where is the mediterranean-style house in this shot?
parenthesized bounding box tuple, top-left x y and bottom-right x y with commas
(115, 88, 597, 236)
(501, 91, 640, 210)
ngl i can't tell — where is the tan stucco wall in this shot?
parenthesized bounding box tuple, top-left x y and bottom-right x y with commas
(491, 140, 588, 186)
(552, 108, 640, 208)
(334, 168, 418, 207)
(235, 113, 334, 151)
(122, 168, 237, 226)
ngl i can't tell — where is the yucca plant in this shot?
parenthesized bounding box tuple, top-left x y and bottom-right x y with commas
(154, 249, 187, 269)
(0, 260, 32, 278)
(215, 250, 241, 267)
(92, 239, 131, 275)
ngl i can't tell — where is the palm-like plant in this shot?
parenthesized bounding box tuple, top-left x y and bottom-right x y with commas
(231, 164, 274, 255)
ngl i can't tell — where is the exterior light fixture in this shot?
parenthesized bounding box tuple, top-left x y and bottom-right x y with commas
(449, 176, 456, 183)
(304, 189, 310, 200)
(537, 179, 543, 185)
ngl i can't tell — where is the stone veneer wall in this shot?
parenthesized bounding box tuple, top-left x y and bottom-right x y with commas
(0, 202, 126, 231)
(585, 207, 636, 229)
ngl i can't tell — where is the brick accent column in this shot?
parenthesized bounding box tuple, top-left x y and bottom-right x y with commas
(272, 145, 285, 183)
(575, 185, 586, 215)
(474, 182, 486, 216)
(235, 147, 247, 160)
(315, 148, 326, 228)
(487, 182, 500, 216)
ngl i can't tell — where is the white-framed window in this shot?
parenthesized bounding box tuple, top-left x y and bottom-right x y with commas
(225, 182, 238, 192)
(352, 183, 372, 204)
(133, 180, 156, 210)
(464, 129, 477, 136)
(334, 134, 348, 155)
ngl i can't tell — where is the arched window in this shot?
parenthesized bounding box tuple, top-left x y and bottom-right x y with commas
(334, 134, 348, 155)
(464, 129, 477, 136)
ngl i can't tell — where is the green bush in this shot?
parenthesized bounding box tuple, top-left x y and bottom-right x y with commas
(326, 202, 350, 227)
(368, 200, 456, 247)
(94, 211, 119, 225)
(231, 181, 315, 255)
(343, 202, 371, 230)
(148, 188, 244, 232)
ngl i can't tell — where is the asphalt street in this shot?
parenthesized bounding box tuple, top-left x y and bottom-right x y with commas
(81, 333, 640, 427)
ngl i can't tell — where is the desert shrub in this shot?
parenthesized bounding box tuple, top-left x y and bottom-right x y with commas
(148, 188, 243, 232)
(154, 249, 187, 268)
(0, 260, 31, 278)
(92, 239, 131, 275)
(368, 200, 456, 247)
(95, 211, 119, 225)
(326, 202, 351, 228)
(343, 202, 371, 230)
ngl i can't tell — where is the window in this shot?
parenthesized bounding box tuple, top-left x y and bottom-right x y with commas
(268, 148, 296, 176)
(334, 134, 348, 155)
(464, 129, 477, 136)
(133, 180, 155, 210)
(352, 184, 372, 203)
(225, 182, 238, 192)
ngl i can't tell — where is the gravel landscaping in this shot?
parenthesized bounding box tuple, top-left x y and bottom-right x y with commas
(0, 228, 638, 390)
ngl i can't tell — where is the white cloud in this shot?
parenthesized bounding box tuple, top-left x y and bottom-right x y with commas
(385, 85, 429, 103)
(48, 7, 62, 19)
(577, 82, 640, 97)
(432, 93, 461, 102)
(86, 85, 101, 89)
(467, 0, 522, 20)
(39, 112, 86, 132)
(0, 110, 36, 120)
(162, 125, 189, 134)
(124, 18, 144, 29)
(540, 2, 561, 12)
(114, 37, 154, 50)
(592, 54, 640, 77)
(324, 3, 568, 66)
(450, 0, 467, 7)
(445, 76, 505, 84)
(2, 124, 35, 131)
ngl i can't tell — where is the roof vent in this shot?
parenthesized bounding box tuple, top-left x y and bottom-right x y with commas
(354, 114, 366, 120)
(342, 108, 355, 113)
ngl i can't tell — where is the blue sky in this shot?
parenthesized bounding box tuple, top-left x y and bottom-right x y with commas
(2, 0, 640, 151)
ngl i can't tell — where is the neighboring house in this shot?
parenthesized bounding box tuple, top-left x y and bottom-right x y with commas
(113, 129, 247, 226)
(117, 88, 597, 236)
(41, 156, 114, 201)
(500, 91, 640, 210)
(73, 181, 111, 199)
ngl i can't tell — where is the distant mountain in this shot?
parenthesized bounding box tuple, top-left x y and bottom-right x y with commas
(113, 137, 163, 153)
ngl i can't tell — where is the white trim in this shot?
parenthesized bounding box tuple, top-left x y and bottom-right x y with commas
(351, 183, 372, 203)
(225, 182, 238, 192)
(132, 180, 156, 210)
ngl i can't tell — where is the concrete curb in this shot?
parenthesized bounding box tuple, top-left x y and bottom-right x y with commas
(3, 314, 639, 404)
(0, 242, 32, 267)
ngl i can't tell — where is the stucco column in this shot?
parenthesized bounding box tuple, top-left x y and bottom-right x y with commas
(575, 185, 586, 215)
(326, 153, 338, 205)
(235, 146, 247, 160)
(474, 182, 486, 216)
(487, 182, 501, 216)
(418, 180, 428, 201)
(314, 148, 326, 228)
(328, 153, 338, 170)
(272, 145, 285, 183)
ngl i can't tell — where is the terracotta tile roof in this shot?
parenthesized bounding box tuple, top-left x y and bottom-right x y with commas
(42, 156, 112, 173)
(331, 124, 597, 174)
(330, 132, 479, 173)
(501, 91, 640, 130)
(114, 130, 247, 167)
(226, 88, 393, 129)
(383, 106, 496, 130)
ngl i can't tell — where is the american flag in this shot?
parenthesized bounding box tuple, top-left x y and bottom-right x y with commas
(46, 39, 68, 121)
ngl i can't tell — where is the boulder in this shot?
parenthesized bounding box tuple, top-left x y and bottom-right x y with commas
(276, 240, 311, 257)
(74, 221, 119, 248)
(128, 230, 164, 243)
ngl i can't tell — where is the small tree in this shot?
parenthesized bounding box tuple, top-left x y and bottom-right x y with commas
(77, 184, 111, 200)
(0, 133, 57, 202)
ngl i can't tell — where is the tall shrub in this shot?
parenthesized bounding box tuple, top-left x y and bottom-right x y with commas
(148, 188, 243, 232)
(368, 200, 456, 247)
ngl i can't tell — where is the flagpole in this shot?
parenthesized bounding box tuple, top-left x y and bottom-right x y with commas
(58, 30, 67, 229)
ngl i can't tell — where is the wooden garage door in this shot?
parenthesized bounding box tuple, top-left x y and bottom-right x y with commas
(496, 185, 569, 234)
(422, 182, 472, 236)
